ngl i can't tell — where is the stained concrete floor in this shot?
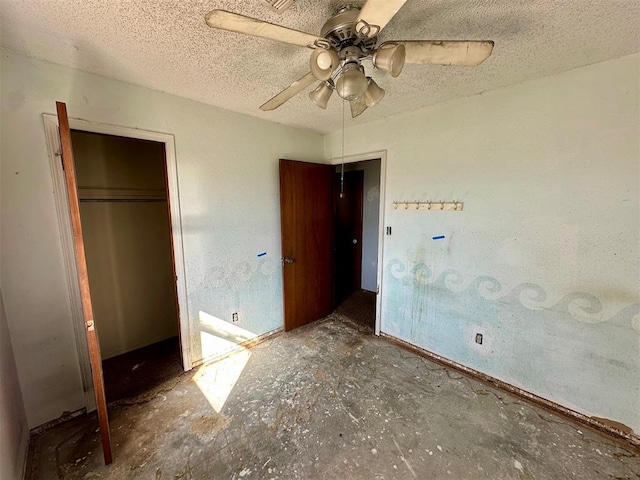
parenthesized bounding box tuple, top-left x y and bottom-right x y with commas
(102, 336, 182, 403)
(27, 315, 639, 479)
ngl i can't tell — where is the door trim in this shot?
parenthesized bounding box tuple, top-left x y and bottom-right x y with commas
(328, 150, 386, 336)
(42, 114, 192, 411)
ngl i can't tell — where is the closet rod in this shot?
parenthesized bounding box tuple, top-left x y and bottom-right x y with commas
(79, 198, 167, 203)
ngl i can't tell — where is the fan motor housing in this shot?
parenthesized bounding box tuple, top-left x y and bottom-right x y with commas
(321, 6, 377, 53)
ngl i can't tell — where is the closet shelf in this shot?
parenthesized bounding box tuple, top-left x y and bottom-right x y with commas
(78, 187, 167, 202)
(79, 198, 166, 203)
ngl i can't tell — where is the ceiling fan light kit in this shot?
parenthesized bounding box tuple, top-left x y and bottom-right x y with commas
(373, 42, 406, 77)
(309, 81, 334, 109)
(364, 78, 385, 107)
(310, 47, 340, 81)
(206, 0, 495, 118)
(336, 62, 369, 100)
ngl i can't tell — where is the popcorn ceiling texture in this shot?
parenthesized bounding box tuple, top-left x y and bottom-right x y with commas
(1, 0, 639, 133)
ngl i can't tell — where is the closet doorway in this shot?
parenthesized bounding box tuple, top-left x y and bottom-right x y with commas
(44, 108, 191, 463)
(70, 130, 182, 402)
(44, 112, 190, 417)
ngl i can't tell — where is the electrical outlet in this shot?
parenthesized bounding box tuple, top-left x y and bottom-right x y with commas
(475, 333, 483, 345)
(232, 312, 239, 323)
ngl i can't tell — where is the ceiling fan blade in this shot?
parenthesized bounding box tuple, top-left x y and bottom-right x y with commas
(260, 72, 317, 111)
(205, 10, 323, 47)
(350, 96, 368, 118)
(389, 40, 495, 66)
(356, 0, 408, 37)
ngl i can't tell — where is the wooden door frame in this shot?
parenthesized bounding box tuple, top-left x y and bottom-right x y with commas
(42, 114, 192, 412)
(328, 150, 386, 336)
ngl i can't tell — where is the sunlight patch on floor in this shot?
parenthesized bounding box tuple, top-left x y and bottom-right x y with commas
(193, 311, 256, 412)
(192, 348, 251, 413)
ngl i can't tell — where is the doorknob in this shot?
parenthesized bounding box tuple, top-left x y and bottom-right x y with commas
(352, 239, 358, 244)
(282, 256, 295, 265)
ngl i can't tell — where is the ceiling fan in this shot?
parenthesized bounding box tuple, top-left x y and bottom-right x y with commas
(205, 0, 494, 118)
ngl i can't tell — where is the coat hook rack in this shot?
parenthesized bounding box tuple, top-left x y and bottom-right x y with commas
(392, 200, 463, 211)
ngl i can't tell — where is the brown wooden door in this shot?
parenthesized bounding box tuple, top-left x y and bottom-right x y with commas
(334, 170, 364, 305)
(56, 102, 113, 465)
(279, 159, 334, 331)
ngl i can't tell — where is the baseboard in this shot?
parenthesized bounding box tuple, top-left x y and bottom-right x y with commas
(191, 327, 284, 369)
(29, 407, 86, 436)
(240, 327, 283, 348)
(381, 333, 640, 450)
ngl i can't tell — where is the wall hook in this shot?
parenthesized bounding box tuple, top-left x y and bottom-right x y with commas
(392, 200, 464, 211)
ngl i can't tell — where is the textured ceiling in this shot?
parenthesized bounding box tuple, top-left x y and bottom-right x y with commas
(1, 0, 639, 134)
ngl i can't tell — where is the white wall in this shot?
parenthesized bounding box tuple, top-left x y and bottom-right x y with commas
(325, 54, 640, 433)
(0, 49, 324, 428)
(360, 160, 380, 292)
(0, 288, 29, 480)
(340, 160, 381, 292)
(73, 131, 178, 359)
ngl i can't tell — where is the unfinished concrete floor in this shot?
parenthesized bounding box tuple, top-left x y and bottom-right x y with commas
(27, 315, 639, 479)
(102, 336, 183, 403)
(336, 290, 376, 330)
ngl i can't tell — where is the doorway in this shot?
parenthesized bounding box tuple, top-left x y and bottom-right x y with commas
(333, 160, 381, 330)
(334, 169, 364, 306)
(70, 130, 183, 402)
(43, 113, 191, 415)
(278, 154, 385, 334)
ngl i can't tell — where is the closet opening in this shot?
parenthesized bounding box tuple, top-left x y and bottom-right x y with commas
(71, 130, 182, 403)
